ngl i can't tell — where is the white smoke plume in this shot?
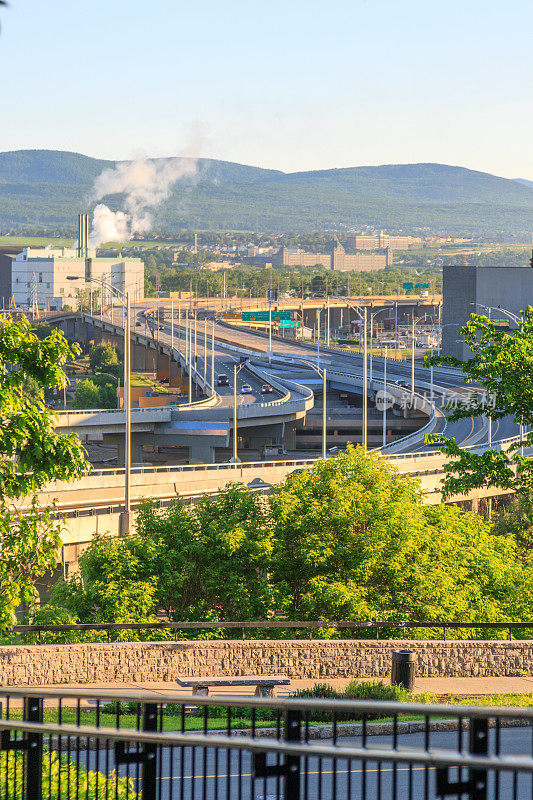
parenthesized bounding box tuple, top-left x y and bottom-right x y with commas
(88, 157, 197, 246)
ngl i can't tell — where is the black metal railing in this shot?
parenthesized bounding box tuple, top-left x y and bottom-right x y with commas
(0, 687, 533, 799)
(11, 619, 533, 643)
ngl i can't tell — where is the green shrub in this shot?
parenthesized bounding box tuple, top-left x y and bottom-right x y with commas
(344, 679, 410, 702)
(292, 680, 411, 721)
(0, 751, 132, 798)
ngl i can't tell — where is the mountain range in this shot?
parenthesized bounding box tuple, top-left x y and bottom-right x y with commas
(0, 149, 532, 238)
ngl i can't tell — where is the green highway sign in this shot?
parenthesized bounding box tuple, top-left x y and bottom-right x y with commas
(279, 320, 297, 328)
(242, 311, 292, 322)
(403, 282, 413, 291)
(415, 283, 430, 289)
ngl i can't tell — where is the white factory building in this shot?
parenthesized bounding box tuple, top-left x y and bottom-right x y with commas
(9, 215, 144, 311)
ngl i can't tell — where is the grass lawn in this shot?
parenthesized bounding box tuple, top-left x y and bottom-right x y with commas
(0, 236, 74, 248)
(6, 693, 533, 734)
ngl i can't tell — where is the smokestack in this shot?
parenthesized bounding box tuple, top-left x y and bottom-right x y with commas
(77, 213, 89, 258)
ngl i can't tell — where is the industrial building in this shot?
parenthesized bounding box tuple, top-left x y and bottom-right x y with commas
(442, 263, 533, 359)
(6, 214, 144, 311)
(346, 232, 422, 250)
(246, 239, 392, 272)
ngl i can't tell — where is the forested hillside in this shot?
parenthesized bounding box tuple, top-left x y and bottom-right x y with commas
(1, 149, 532, 237)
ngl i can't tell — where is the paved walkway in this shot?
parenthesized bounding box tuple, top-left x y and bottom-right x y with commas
(14, 676, 533, 700)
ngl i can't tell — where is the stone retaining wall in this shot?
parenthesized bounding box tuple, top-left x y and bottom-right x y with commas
(0, 640, 532, 686)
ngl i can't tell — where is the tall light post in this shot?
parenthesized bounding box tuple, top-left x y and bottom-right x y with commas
(67, 275, 131, 523)
(382, 346, 388, 447)
(211, 320, 215, 398)
(473, 303, 523, 450)
(231, 360, 249, 464)
(331, 297, 369, 448)
(203, 319, 207, 384)
(363, 306, 368, 449)
(369, 307, 393, 385)
(302, 361, 328, 458)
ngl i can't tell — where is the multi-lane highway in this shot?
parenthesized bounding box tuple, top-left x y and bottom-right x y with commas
(141, 303, 517, 454)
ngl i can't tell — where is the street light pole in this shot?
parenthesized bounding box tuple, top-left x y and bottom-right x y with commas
(187, 315, 192, 403)
(322, 367, 327, 459)
(211, 320, 215, 397)
(430, 346, 434, 404)
(233, 364, 238, 464)
(369, 314, 373, 384)
(268, 301, 272, 364)
(177, 300, 181, 357)
(382, 346, 387, 447)
(204, 319, 207, 384)
(124, 290, 131, 517)
(411, 316, 415, 400)
(363, 306, 368, 449)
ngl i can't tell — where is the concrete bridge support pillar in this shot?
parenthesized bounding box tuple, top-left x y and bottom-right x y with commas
(283, 421, 297, 449)
(92, 326, 104, 345)
(132, 343, 146, 372)
(157, 350, 169, 373)
(145, 347, 157, 372)
(188, 442, 215, 464)
(169, 359, 180, 388)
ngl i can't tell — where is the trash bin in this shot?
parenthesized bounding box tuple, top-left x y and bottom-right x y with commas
(391, 650, 416, 692)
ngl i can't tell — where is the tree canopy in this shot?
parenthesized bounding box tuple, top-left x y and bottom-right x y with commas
(34, 446, 533, 635)
(0, 315, 88, 630)
(426, 306, 533, 501)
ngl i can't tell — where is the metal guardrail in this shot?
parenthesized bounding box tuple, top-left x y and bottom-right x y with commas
(12, 619, 533, 641)
(0, 687, 532, 799)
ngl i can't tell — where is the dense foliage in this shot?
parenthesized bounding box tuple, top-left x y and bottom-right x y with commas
(0, 315, 88, 630)
(427, 306, 533, 501)
(34, 447, 532, 637)
(0, 751, 132, 798)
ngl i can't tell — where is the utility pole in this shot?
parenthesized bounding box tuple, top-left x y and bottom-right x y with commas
(177, 300, 181, 357)
(211, 320, 215, 397)
(382, 347, 388, 447)
(268, 301, 272, 365)
(203, 319, 207, 384)
(363, 307, 368, 449)
(411, 316, 415, 400)
(170, 299, 174, 384)
(322, 367, 327, 459)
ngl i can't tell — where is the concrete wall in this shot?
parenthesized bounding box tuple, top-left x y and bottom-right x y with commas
(1, 639, 532, 686)
(442, 264, 533, 359)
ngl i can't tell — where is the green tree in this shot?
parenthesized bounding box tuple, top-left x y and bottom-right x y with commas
(269, 446, 530, 624)
(73, 379, 100, 409)
(134, 487, 272, 620)
(0, 315, 88, 630)
(89, 342, 120, 373)
(50, 535, 156, 627)
(193, 485, 272, 619)
(426, 307, 533, 501)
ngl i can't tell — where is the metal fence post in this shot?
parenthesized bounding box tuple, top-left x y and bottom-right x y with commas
(436, 716, 488, 799)
(284, 708, 301, 800)
(25, 696, 43, 800)
(142, 702, 158, 800)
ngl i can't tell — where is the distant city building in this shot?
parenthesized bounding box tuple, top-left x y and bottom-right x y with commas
(247, 240, 392, 272)
(346, 231, 422, 250)
(442, 263, 533, 360)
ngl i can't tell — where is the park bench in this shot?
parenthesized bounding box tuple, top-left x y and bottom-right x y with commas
(175, 675, 290, 697)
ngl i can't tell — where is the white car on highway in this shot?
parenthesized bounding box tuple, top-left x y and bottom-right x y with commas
(241, 384, 253, 394)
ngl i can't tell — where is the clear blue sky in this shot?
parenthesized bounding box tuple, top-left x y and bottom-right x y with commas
(0, 0, 531, 178)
